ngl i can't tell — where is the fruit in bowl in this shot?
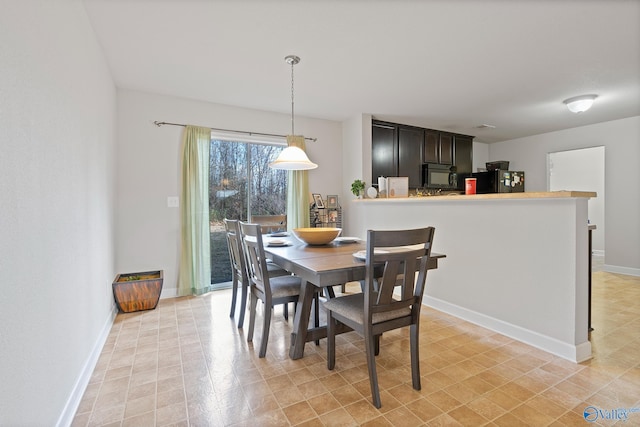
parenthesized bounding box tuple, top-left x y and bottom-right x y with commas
(293, 227, 342, 245)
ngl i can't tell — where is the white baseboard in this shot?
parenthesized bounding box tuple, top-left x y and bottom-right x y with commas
(160, 287, 178, 299)
(592, 250, 604, 257)
(603, 264, 640, 277)
(56, 306, 118, 427)
(423, 297, 591, 363)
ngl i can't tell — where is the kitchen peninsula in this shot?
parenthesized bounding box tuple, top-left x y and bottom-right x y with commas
(345, 191, 596, 362)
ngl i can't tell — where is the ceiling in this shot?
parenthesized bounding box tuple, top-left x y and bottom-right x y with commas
(83, 0, 640, 143)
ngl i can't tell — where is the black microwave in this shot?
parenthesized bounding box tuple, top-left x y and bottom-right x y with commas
(423, 163, 457, 189)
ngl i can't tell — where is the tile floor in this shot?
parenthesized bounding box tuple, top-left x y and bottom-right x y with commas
(73, 268, 640, 426)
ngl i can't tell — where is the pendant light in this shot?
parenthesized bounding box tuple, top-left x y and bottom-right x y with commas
(269, 55, 318, 170)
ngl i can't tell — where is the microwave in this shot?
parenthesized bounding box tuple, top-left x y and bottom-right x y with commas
(423, 163, 457, 189)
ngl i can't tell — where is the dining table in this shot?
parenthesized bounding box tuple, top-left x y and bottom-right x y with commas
(263, 235, 446, 359)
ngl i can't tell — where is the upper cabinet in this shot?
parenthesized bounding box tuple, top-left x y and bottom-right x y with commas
(372, 120, 474, 187)
(398, 126, 424, 188)
(372, 121, 423, 188)
(453, 135, 473, 175)
(424, 130, 453, 165)
(372, 121, 397, 181)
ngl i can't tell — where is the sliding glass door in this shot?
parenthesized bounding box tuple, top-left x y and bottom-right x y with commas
(209, 139, 287, 287)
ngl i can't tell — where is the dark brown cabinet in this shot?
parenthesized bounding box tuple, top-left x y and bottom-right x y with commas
(423, 130, 439, 164)
(372, 121, 424, 188)
(373, 119, 474, 189)
(453, 135, 473, 174)
(398, 126, 423, 188)
(424, 130, 452, 165)
(372, 122, 397, 182)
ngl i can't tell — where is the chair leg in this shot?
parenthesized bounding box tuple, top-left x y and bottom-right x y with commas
(229, 275, 238, 317)
(374, 334, 381, 356)
(365, 332, 382, 408)
(283, 303, 289, 320)
(327, 312, 336, 370)
(410, 324, 421, 390)
(314, 293, 320, 346)
(247, 294, 258, 342)
(237, 279, 248, 329)
(259, 306, 272, 358)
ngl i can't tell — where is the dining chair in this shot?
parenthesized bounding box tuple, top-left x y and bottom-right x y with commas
(324, 226, 435, 408)
(245, 214, 291, 320)
(224, 219, 289, 328)
(239, 221, 320, 357)
(250, 214, 287, 234)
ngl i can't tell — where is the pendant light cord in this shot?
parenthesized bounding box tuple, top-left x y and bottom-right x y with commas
(290, 58, 295, 135)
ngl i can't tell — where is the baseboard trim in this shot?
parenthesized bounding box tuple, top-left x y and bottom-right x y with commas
(160, 288, 178, 299)
(603, 264, 640, 277)
(423, 297, 591, 363)
(56, 305, 117, 427)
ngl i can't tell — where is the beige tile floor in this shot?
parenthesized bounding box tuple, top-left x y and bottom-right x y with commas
(73, 269, 640, 426)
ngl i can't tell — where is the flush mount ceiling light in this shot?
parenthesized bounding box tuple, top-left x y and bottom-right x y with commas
(269, 55, 318, 170)
(563, 94, 598, 113)
(475, 124, 497, 129)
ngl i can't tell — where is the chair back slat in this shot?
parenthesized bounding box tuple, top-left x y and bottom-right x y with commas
(239, 222, 269, 294)
(224, 219, 246, 280)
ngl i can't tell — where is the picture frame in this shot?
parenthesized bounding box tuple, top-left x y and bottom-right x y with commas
(387, 177, 409, 198)
(312, 193, 325, 209)
(328, 210, 338, 222)
(326, 194, 338, 209)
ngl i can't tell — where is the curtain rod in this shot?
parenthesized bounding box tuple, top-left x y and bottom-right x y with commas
(153, 121, 317, 142)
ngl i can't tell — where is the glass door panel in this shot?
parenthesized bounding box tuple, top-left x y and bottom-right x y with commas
(209, 139, 286, 287)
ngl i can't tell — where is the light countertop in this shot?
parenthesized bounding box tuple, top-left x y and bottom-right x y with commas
(356, 190, 596, 202)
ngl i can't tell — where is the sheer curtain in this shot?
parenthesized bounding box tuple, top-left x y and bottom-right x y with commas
(178, 125, 211, 296)
(286, 135, 310, 229)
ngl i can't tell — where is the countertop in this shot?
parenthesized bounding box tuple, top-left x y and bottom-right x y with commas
(355, 190, 597, 202)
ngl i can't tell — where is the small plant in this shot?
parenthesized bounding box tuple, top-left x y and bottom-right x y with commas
(351, 179, 365, 197)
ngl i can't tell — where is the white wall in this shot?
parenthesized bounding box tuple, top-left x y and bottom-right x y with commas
(473, 140, 490, 171)
(0, 2, 117, 425)
(116, 90, 343, 296)
(489, 117, 640, 275)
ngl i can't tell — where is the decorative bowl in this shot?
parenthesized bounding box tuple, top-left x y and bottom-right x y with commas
(293, 227, 342, 245)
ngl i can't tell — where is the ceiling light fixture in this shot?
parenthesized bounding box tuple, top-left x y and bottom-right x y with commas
(269, 55, 318, 170)
(563, 94, 598, 113)
(476, 124, 496, 129)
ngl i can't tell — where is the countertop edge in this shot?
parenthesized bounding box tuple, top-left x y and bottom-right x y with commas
(354, 191, 597, 202)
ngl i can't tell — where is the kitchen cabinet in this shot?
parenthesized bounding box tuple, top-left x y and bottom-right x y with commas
(372, 122, 397, 182)
(372, 119, 473, 188)
(424, 130, 452, 165)
(372, 121, 423, 188)
(453, 135, 473, 174)
(398, 126, 423, 188)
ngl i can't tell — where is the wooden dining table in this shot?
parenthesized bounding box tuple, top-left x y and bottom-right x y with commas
(263, 236, 446, 359)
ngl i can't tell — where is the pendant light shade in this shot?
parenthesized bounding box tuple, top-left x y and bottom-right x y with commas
(563, 94, 598, 113)
(270, 136, 318, 170)
(269, 55, 318, 170)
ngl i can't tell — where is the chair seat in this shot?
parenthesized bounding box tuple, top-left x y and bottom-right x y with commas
(268, 274, 303, 299)
(323, 293, 411, 325)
